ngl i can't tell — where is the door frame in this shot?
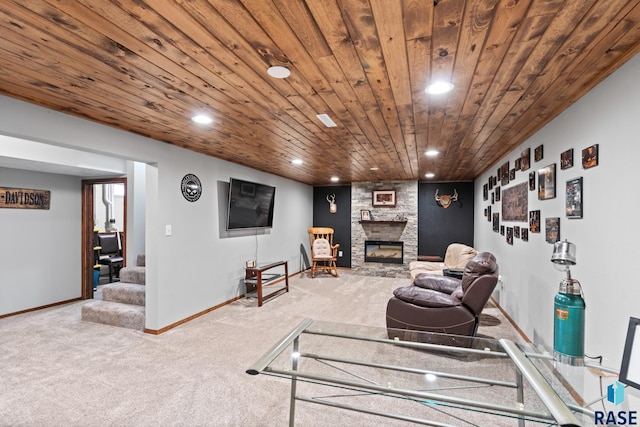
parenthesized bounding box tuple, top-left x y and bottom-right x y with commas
(81, 177, 127, 299)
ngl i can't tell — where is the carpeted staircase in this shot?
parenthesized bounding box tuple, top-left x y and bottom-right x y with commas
(81, 255, 146, 331)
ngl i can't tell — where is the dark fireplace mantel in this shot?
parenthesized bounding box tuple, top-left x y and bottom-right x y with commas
(359, 220, 407, 225)
(364, 240, 404, 264)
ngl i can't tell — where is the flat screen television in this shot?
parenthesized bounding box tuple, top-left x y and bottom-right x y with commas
(227, 178, 276, 230)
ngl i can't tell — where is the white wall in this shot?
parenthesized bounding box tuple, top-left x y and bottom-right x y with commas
(126, 161, 147, 266)
(475, 53, 640, 369)
(0, 167, 82, 314)
(0, 95, 313, 329)
(93, 183, 125, 232)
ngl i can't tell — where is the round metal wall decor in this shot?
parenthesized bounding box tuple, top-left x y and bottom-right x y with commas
(181, 173, 202, 202)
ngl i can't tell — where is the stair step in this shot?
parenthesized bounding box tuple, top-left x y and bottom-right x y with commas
(81, 301, 145, 331)
(102, 283, 145, 306)
(119, 266, 145, 285)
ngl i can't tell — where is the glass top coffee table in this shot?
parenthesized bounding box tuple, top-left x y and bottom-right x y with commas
(247, 319, 618, 426)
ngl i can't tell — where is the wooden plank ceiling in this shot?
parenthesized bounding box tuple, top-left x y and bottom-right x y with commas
(1, 1, 640, 186)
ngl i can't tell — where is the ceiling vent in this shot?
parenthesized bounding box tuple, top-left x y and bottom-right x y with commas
(316, 114, 337, 128)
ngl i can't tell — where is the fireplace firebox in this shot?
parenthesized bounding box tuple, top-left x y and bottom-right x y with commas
(364, 240, 404, 264)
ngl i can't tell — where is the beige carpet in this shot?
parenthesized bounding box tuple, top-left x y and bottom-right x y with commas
(0, 271, 526, 426)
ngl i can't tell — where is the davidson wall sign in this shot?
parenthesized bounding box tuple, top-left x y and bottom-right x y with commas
(0, 186, 51, 209)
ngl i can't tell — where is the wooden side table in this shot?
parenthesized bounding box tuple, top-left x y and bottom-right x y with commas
(417, 255, 443, 262)
(244, 261, 289, 307)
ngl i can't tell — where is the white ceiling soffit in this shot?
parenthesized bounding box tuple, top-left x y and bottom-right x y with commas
(0, 135, 127, 177)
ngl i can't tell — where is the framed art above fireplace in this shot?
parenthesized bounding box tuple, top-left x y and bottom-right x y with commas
(372, 190, 396, 207)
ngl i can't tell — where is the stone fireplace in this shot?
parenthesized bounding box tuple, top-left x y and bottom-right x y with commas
(351, 181, 417, 277)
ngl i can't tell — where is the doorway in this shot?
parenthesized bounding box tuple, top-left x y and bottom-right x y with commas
(81, 177, 127, 299)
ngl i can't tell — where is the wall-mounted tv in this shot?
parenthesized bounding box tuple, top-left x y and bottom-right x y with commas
(227, 178, 276, 230)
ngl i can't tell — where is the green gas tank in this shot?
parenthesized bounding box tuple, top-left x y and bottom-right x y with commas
(553, 278, 585, 365)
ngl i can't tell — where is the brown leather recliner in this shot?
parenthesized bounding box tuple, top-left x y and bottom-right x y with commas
(386, 252, 499, 338)
(409, 243, 478, 279)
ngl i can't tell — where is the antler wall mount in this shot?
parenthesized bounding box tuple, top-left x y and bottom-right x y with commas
(326, 194, 337, 213)
(435, 189, 458, 209)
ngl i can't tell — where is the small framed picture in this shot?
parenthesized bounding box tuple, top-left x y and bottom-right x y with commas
(582, 144, 599, 169)
(372, 190, 396, 207)
(492, 213, 499, 232)
(515, 158, 522, 171)
(538, 163, 556, 200)
(530, 210, 541, 233)
(521, 148, 531, 171)
(561, 149, 574, 170)
(509, 168, 516, 180)
(545, 217, 560, 243)
(495, 186, 501, 202)
(529, 171, 536, 191)
(500, 225, 505, 235)
(514, 226, 521, 239)
(487, 205, 491, 221)
(521, 228, 529, 242)
(488, 176, 493, 190)
(483, 184, 488, 201)
(360, 210, 371, 221)
(491, 193, 495, 204)
(566, 177, 583, 219)
(506, 227, 513, 245)
(501, 162, 510, 186)
(534, 145, 544, 162)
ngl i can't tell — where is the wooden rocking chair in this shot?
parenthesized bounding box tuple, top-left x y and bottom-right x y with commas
(308, 227, 340, 278)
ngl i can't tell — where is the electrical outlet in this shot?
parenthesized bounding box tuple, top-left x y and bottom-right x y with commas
(165, 224, 172, 236)
(338, 250, 343, 257)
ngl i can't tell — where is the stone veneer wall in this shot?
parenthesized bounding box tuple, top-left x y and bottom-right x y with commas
(351, 181, 418, 277)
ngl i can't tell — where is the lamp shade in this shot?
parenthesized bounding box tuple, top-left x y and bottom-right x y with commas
(551, 240, 576, 266)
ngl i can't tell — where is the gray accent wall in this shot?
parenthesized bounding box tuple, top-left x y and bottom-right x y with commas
(0, 167, 82, 315)
(313, 186, 351, 268)
(418, 182, 475, 258)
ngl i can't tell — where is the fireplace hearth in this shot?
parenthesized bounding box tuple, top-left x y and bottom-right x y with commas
(364, 240, 404, 264)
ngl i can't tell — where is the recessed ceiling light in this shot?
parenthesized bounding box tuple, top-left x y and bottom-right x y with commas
(191, 115, 213, 124)
(316, 114, 337, 128)
(291, 159, 303, 165)
(425, 150, 439, 157)
(425, 81, 454, 95)
(330, 176, 339, 182)
(370, 167, 379, 171)
(267, 66, 291, 79)
(425, 173, 435, 178)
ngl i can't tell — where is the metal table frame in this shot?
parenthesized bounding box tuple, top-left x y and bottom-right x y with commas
(248, 319, 615, 426)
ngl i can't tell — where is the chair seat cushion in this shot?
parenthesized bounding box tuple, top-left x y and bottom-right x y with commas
(99, 256, 123, 264)
(393, 286, 461, 308)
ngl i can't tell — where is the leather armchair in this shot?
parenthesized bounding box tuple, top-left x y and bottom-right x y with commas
(386, 252, 499, 338)
(409, 243, 478, 279)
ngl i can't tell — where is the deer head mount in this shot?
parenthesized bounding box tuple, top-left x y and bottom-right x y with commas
(326, 194, 337, 213)
(435, 189, 458, 209)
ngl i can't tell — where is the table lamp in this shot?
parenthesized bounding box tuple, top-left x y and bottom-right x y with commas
(551, 240, 585, 365)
